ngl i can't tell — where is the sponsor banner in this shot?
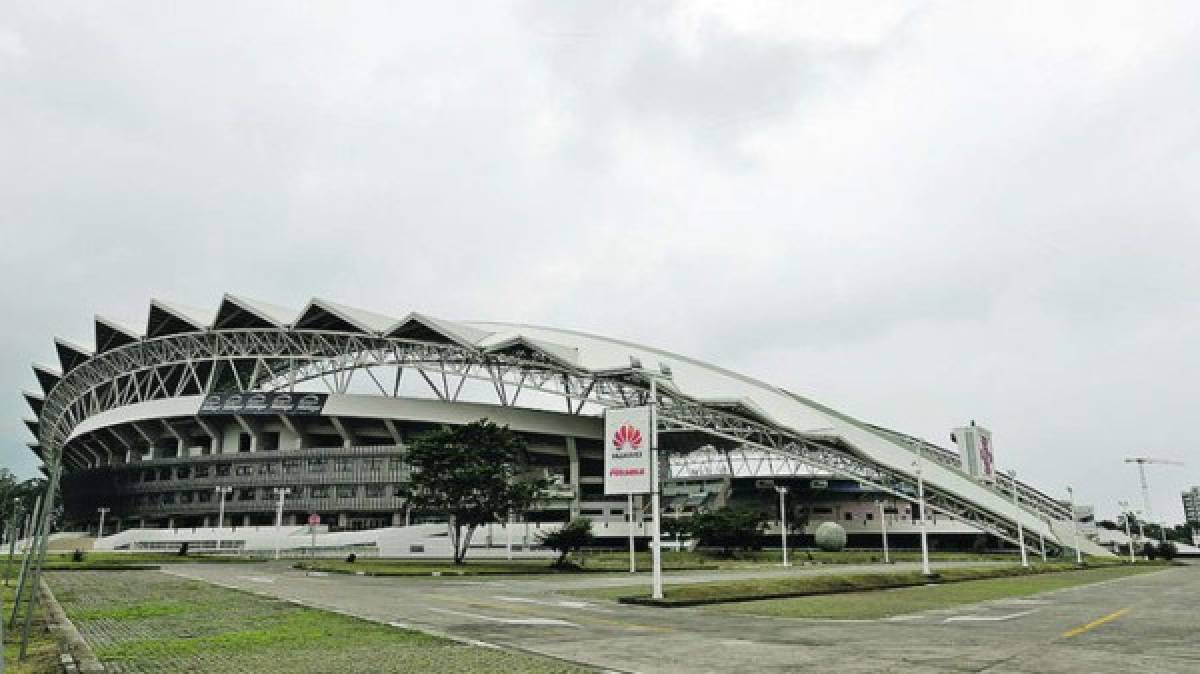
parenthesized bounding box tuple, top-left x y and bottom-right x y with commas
(603, 406, 654, 495)
(198, 392, 327, 417)
(953, 424, 996, 484)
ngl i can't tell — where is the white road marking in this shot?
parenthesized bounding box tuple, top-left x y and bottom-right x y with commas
(493, 595, 594, 609)
(427, 607, 580, 627)
(944, 610, 1037, 623)
(238, 576, 277, 584)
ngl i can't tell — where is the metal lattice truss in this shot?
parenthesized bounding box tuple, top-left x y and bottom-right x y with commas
(36, 326, 1064, 551)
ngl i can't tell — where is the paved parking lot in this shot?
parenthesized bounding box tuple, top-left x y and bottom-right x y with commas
(167, 561, 1200, 673)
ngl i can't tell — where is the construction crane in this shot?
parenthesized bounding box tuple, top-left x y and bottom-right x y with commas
(1124, 456, 1185, 520)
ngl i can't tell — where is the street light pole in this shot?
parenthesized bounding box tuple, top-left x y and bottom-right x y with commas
(627, 494, 636, 573)
(214, 486, 232, 554)
(1066, 486, 1083, 565)
(96, 507, 110, 540)
(272, 488, 291, 560)
(875, 499, 889, 564)
(776, 486, 790, 567)
(1118, 500, 1135, 563)
(1007, 471, 1028, 567)
(649, 377, 664, 600)
(913, 442, 932, 577)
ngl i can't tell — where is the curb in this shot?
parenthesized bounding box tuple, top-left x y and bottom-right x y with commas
(39, 578, 105, 672)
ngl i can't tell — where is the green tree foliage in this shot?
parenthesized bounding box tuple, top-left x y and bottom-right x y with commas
(0, 468, 49, 533)
(537, 517, 594, 567)
(687, 506, 767, 555)
(403, 420, 548, 564)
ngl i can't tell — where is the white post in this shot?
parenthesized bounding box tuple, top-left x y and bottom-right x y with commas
(1039, 528, 1047, 562)
(1067, 486, 1083, 565)
(777, 486, 789, 567)
(650, 378, 664, 600)
(96, 507, 109, 540)
(876, 500, 889, 564)
(913, 444, 932, 577)
(273, 488, 291, 560)
(214, 486, 231, 554)
(627, 494, 636, 573)
(506, 512, 513, 560)
(1008, 471, 1028, 567)
(1137, 518, 1145, 559)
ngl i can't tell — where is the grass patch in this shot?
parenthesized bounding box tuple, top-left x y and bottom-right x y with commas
(2, 581, 61, 673)
(711, 564, 1170, 619)
(571, 559, 1149, 606)
(51, 570, 590, 673)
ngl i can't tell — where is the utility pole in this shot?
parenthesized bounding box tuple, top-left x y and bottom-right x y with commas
(875, 499, 889, 564)
(912, 441, 932, 577)
(1067, 486, 1083, 565)
(649, 376, 663, 600)
(1007, 471, 1028, 567)
(776, 486, 790, 567)
(96, 507, 110, 540)
(1118, 500, 1135, 563)
(627, 494, 636, 573)
(214, 486, 232, 554)
(272, 488, 291, 560)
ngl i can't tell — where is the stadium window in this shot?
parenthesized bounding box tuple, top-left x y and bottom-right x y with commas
(216, 464, 231, 477)
(235, 465, 252, 476)
(261, 432, 280, 451)
(813, 507, 833, 515)
(238, 433, 252, 453)
(865, 512, 874, 521)
(365, 458, 384, 472)
(158, 468, 172, 481)
(162, 492, 175, 504)
(308, 458, 327, 473)
(388, 458, 405, 472)
(197, 491, 212, 503)
(334, 458, 353, 473)
(194, 465, 210, 478)
(238, 488, 256, 501)
(337, 485, 357, 499)
(844, 512, 854, 521)
(143, 470, 156, 482)
(365, 484, 385, 498)
(310, 485, 329, 499)
(259, 463, 279, 475)
(179, 492, 193, 504)
(283, 460, 301, 474)
(176, 466, 190, 479)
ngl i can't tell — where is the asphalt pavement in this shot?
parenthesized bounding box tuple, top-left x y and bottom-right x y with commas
(164, 560, 1200, 673)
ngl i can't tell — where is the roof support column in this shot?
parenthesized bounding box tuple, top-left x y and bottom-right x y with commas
(566, 436, 580, 521)
(329, 417, 357, 448)
(194, 417, 222, 454)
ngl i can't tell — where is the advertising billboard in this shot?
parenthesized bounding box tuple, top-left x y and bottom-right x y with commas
(952, 423, 996, 483)
(198, 392, 327, 417)
(603, 406, 654, 495)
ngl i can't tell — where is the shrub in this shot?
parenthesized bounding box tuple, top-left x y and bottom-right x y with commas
(71, 549, 86, 562)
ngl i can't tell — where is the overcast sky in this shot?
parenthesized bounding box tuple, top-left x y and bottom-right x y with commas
(3, 2, 1198, 522)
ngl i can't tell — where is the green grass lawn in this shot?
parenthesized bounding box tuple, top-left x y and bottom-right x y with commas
(569, 559, 1141, 605)
(7, 551, 266, 571)
(709, 564, 1169, 619)
(50, 570, 591, 673)
(2, 581, 60, 673)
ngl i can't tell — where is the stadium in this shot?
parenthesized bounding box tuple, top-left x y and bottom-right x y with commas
(20, 295, 1107, 557)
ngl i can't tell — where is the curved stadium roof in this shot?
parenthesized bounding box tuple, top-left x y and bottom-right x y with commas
(21, 294, 1102, 555)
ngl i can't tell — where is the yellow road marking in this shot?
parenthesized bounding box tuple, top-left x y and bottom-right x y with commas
(1061, 607, 1130, 638)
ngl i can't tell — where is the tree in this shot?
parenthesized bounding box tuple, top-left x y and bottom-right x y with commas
(538, 518, 594, 567)
(688, 506, 767, 555)
(403, 420, 548, 565)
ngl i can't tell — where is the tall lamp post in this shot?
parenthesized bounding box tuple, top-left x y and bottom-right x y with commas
(627, 494, 636, 573)
(272, 488, 291, 560)
(775, 486, 790, 567)
(1007, 471, 1028, 567)
(1118, 500, 1135, 563)
(912, 444, 932, 577)
(214, 486, 232, 554)
(96, 507, 110, 540)
(874, 499, 890, 564)
(1066, 485, 1083, 565)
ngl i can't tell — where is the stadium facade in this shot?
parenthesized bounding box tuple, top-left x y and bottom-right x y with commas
(21, 296, 1106, 555)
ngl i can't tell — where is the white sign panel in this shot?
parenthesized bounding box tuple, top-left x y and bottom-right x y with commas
(604, 406, 654, 495)
(953, 424, 996, 484)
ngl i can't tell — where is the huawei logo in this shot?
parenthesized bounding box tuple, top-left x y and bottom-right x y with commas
(612, 423, 643, 451)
